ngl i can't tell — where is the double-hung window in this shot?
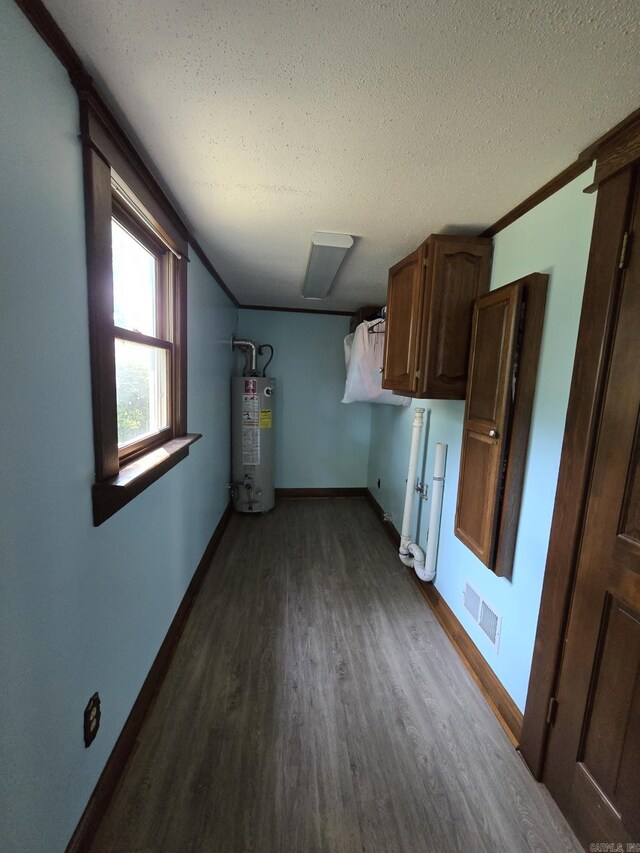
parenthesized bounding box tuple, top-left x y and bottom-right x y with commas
(112, 197, 172, 459)
(80, 95, 200, 525)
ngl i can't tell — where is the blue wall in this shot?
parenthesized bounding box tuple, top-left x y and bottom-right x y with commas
(237, 310, 371, 488)
(0, 2, 236, 849)
(367, 169, 596, 711)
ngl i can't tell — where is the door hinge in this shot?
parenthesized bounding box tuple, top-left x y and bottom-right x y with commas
(547, 696, 559, 726)
(619, 231, 629, 270)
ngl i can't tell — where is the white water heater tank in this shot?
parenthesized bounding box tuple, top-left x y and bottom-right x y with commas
(231, 376, 276, 512)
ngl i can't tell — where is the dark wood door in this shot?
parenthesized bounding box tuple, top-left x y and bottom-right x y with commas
(454, 282, 523, 567)
(381, 245, 425, 393)
(420, 236, 492, 398)
(543, 182, 640, 847)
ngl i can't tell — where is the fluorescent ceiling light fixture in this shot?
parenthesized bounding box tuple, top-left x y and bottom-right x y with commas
(302, 232, 354, 299)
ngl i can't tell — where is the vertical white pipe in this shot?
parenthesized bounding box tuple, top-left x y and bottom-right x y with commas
(422, 442, 447, 582)
(399, 409, 426, 575)
(400, 408, 424, 543)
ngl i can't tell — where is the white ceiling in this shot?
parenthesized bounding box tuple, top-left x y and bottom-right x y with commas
(45, 0, 640, 311)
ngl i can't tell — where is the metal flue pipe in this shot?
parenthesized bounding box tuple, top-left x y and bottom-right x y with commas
(232, 336, 259, 375)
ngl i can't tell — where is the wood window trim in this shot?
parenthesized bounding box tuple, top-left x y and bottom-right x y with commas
(92, 434, 201, 526)
(80, 96, 200, 526)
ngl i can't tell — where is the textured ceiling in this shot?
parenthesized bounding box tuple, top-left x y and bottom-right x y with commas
(45, 0, 640, 311)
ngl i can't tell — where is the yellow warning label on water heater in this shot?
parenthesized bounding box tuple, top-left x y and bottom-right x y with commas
(259, 410, 272, 429)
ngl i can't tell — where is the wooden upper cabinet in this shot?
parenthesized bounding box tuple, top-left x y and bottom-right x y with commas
(382, 235, 492, 398)
(381, 245, 425, 393)
(455, 274, 548, 577)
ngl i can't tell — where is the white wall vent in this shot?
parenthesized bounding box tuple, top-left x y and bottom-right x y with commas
(463, 582, 481, 622)
(463, 582, 502, 651)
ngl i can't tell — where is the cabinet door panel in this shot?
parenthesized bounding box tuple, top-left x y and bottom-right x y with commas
(382, 246, 424, 393)
(467, 298, 511, 423)
(421, 239, 492, 398)
(455, 283, 523, 567)
(456, 429, 502, 558)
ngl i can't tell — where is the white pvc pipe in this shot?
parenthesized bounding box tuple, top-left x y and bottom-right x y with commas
(400, 408, 424, 541)
(418, 442, 447, 582)
(399, 408, 426, 577)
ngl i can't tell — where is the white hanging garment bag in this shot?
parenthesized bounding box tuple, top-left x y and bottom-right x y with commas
(342, 319, 410, 405)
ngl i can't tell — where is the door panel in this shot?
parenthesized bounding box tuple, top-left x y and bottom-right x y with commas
(454, 284, 522, 567)
(466, 298, 510, 424)
(382, 245, 424, 392)
(422, 239, 492, 397)
(619, 423, 640, 548)
(580, 596, 640, 811)
(455, 429, 501, 559)
(543, 174, 640, 847)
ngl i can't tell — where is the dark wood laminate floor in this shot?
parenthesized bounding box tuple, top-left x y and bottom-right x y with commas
(90, 498, 581, 853)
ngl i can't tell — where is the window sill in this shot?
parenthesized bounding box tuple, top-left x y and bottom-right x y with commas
(92, 433, 202, 526)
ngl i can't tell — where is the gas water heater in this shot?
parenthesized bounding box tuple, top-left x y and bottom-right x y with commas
(230, 337, 275, 513)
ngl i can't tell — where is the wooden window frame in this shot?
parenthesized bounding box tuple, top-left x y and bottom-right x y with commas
(80, 95, 200, 525)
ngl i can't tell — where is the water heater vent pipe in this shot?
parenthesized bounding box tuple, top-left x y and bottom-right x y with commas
(232, 336, 258, 375)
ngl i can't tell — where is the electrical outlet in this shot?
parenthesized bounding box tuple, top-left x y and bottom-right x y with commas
(84, 692, 101, 748)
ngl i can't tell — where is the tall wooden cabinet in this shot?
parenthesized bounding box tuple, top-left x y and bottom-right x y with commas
(455, 274, 548, 577)
(382, 234, 492, 399)
(454, 283, 523, 569)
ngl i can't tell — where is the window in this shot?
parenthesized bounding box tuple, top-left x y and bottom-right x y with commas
(111, 203, 171, 458)
(80, 97, 200, 525)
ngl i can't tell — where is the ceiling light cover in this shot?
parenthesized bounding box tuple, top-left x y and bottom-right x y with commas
(302, 232, 354, 299)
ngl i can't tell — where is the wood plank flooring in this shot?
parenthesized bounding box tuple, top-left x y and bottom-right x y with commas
(89, 498, 581, 853)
